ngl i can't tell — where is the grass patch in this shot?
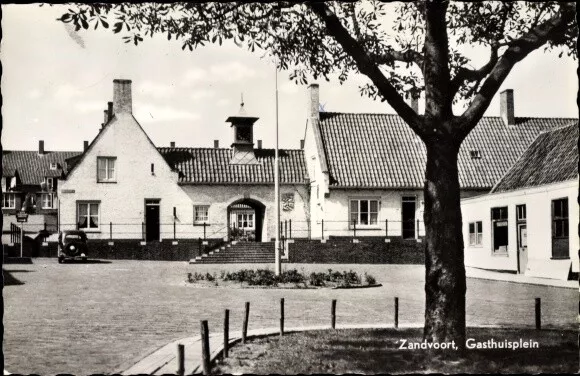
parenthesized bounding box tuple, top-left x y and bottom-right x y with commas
(186, 268, 378, 288)
(212, 328, 578, 374)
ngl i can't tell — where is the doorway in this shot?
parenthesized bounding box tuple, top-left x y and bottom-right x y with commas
(145, 199, 160, 241)
(517, 224, 528, 274)
(227, 198, 265, 242)
(402, 196, 416, 239)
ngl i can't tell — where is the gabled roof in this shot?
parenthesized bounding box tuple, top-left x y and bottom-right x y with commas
(2, 150, 81, 185)
(157, 147, 308, 184)
(318, 112, 576, 189)
(491, 122, 578, 193)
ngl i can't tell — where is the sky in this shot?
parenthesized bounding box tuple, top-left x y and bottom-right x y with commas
(1, 4, 578, 152)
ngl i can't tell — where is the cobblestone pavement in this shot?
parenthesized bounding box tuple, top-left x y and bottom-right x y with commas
(3, 259, 576, 375)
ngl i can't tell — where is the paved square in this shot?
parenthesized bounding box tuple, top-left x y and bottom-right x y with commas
(3, 259, 576, 375)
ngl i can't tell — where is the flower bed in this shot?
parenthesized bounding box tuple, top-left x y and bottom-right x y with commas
(185, 268, 380, 289)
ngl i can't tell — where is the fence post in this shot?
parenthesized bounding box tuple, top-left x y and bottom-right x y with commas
(289, 220, 292, 239)
(224, 309, 230, 358)
(177, 343, 185, 376)
(385, 219, 388, 237)
(198, 237, 202, 256)
(141, 222, 145, 241)
(174, 220, 176, 240)
(535, 298, 541, 330)
(200, 320, 210, 375)
(242, 302, 250, 343)
(353, 220, 356, 238)
(203, 222, 207, 240)
(308, 219, 311, 240)
(331, 299, 337, 329)
(394, 297, 399, 329)
(321, 219, 324, 240)
(280, 298, 285, 337)
(110, 222, 113, 241)
(44, 222, 47, 231)
(284, 220, 288, 240)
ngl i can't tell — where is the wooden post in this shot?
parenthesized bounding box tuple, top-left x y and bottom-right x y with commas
(177, 343, 185, 376)
(308, 219, 311, 240)
(223, 309, 230, 358)
(331, 299, 336, 329)
(200, 320, 210, 375)
(535, 298, 541, 330)
(110, 222, 113, 240)
(174, 220, 176, 240)
(20, 225, 24, 258)
(394, 297, 399, 329)
(353, 220, 356, 238)
(321, 219, 324, 240)
(203, 222, 207, 240)
(280, 298, 285, 336)
(289, 220, 292, 239)
(198, 237, 202, 256)
(242, 302, 250, 343)
(385, 219, 388, 237)
(44, 222, 47, 231)
(142, 222, 145, 241)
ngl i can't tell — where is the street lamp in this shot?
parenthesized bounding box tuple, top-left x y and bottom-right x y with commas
(274, 58, 281, 276)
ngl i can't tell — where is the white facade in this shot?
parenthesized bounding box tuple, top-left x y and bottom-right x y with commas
(461, 180, 579, 278)
(58, 111, 195, 240)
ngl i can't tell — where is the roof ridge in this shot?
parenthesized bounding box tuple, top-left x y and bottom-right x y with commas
(321, 111, 578, 121)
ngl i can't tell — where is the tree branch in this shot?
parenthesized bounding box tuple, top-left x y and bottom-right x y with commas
(457, 2, 576, 136)
(450, 46, 498, 93)
(307, 1, 425, 136)
(373, 48, 424, 69)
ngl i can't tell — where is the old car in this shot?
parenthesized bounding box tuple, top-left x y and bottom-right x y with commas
(58, 230, 88, 263)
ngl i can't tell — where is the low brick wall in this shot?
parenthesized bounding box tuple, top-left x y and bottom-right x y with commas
(25, 238, 224, 261)
(287, 237, 425, 264)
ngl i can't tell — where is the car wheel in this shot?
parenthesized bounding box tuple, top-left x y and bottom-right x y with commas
(58, 257, 64, 264)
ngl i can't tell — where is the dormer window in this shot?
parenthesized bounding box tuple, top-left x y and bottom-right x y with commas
(50, 162, 58, 170)
(470, 150, 481, 159)
(45, 177, 54, 191)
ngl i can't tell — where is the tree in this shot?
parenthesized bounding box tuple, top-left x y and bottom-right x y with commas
(58, 1, 577, 348)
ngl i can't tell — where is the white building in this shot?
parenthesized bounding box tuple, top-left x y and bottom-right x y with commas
(303, 84, 575, 239)
(461, 123, 578, 279)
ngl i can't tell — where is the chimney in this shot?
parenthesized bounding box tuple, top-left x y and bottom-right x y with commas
(107, 101, 114, 121)
(257, 140, 262, 149)
(83, 141, 89, 151)
(38, 140, 45, 155)
(410, 96, 419, 114)
(214, 140, 219, 148)
(113, 79, 132, 114)
(103, 109, 109, 124)
(308, 83, 320, 122)
(300, 139, 305, 149)
(500, 89, 515, 126)
(170, 141, 175, 148)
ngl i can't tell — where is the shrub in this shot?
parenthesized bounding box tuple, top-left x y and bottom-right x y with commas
(364, 273, 377, 285)
(309, 272, 326, 287)
(187, 271, 206, 283)
(280, 269, 305, 284)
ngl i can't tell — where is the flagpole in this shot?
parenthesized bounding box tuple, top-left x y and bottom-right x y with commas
(274, 58, 281, 276)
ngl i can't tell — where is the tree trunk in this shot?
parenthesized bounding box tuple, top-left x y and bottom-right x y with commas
(423, 137, 466, 350)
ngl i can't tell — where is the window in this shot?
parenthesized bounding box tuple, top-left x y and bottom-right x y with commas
(194, 205, 209, 223)
(516, 205, 526, 221)
(552, 198, 568, 238)
(41, 193, 54, 209)
(49, 162, 58, 170)
(97, 157, 116, 182)
(2, 193, 16, 209)
(237, 213, 254, 229)
(77, 202, 100, 230)
(491, 207, 508, 254)
(350, 199, 379, 226)
(468, 221, 483, 246)
(552, 198, 569, 259)
(44, 177, 54, 191)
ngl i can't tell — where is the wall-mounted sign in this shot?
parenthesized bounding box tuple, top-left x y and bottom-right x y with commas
(61, 189, 76, 194)
(282, 193, 295, 211)
(16, 211, 28, 223)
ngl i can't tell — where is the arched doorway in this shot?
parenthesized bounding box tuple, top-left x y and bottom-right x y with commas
(227, 198, 266, 242)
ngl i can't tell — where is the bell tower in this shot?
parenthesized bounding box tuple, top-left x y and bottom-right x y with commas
(227, 94, 260, 165)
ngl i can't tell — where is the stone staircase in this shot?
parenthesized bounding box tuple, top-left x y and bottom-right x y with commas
(189, 241, 276, 264)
